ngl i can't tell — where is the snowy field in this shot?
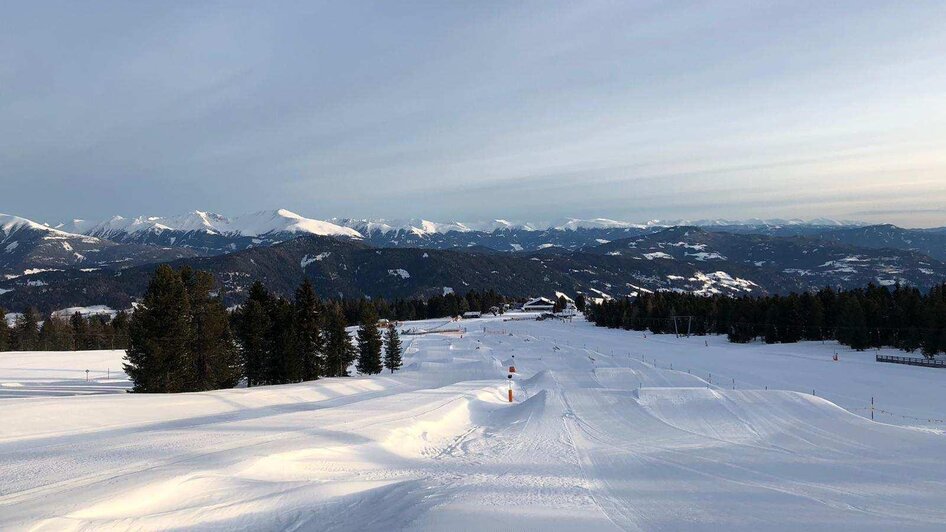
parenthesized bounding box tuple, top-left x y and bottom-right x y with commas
(1, 315, 945, 530)
(0, 349, 129, 398)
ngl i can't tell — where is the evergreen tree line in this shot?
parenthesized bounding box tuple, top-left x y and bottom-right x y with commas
(0, 282, 509, 355)
(3, 264, 507, 392)
(232, 279, 351, 386)
(123, 264, 488, 392)
(0, 307, 130, 352)
(585, 283, 946, 357)
(334, 288, 510, 324)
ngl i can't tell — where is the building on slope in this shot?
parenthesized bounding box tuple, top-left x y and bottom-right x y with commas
(522, 297, 555, 312)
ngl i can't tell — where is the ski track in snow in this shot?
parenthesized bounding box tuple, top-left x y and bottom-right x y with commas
(0, 316, 945, 530)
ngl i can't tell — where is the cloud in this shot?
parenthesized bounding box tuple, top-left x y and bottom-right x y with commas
(2, 1, 946, 228)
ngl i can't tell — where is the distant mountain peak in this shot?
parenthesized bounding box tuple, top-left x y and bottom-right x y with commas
(1, 213, 95, 240)
(553, 218, 647, 231)
(59, 209, 362, 240)
(228, 209, 362, 238)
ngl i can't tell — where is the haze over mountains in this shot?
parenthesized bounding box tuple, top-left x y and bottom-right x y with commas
(2, 208, 946, 313)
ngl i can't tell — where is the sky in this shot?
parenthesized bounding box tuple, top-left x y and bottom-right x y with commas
(2, 1, 946, 227)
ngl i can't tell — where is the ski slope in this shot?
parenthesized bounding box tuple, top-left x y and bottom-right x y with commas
(1, 316, 945, 530)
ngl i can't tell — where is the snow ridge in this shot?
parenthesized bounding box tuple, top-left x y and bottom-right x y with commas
(1, 213, 95, 240)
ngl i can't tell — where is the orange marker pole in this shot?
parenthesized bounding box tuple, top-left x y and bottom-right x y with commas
(508, 388, 514, 403)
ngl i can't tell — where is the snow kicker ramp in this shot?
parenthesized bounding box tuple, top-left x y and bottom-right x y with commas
(1, 318, 945, 530)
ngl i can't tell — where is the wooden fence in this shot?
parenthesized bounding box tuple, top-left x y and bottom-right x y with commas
(876, 355, 946, 368)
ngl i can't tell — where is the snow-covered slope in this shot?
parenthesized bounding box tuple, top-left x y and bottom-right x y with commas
(227, 209, 362, 238)
(1, 317, 945, 530)
(2, 213, 97, 241)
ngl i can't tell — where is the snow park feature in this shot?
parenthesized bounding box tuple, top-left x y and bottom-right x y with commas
(1, 315, 945, 530)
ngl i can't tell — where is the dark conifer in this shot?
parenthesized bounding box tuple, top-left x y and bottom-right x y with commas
(0, 308, 8, 351)
(71, 311, 91, 350)
(356, 305, 383, 375)
(267, 297, 299, 383)
(383, 325, 403, 373)
(111, 310, 131, 349)
(554, 295, 567, 313)
(838, 296, 869, 350)
(921, 288, 946, 358)
(124, 265, 193, 392)
(14, 307, 41, 351)
(41, 315, 72, 351)
(294, 279, 323, 381)
(324, 303, 355, 377)
(185, 269, 241, 390)
(234, 281, 272, 387)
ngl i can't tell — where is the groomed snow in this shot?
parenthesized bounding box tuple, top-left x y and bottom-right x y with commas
(1, 316, 944, 530)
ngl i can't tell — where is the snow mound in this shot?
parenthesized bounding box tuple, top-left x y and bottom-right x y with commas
(522, 369, 558, 389)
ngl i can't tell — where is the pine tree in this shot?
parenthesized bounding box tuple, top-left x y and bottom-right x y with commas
(383, 325, 403, 373)
(356, 305, 383, 375)
(14, 308, 41, 351)
(124, 265, 194, 392)
(234, 281, 272, 387)
(782, 295, 804, 343)
(0, 308, 8, 351)
(111, 310, 131, 349)
(800, 293, 825, 341)
(294, 279, 323, 381)
(554, 295, 567, 313)
(87, 316, 112, 349)
(40, 315, 72, 350)
(921, 291, 946, 358)
(185, 269, 241, 390)
(837, 296, 869, 351)
(267, 297, 299, 384)
(763, 303, 779, 344)
(71, 311, 91, 350)
(324, 303, 355, 377)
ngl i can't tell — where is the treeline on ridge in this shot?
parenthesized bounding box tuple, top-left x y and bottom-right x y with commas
(586, 283, 946, 357)
(0, 307, 130, 352)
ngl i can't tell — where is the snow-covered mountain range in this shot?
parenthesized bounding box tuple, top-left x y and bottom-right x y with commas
(1, 213, 197, 278)
(3, 208, 946, 313)
(32, 210, 871, 256)
(333, 216, 865, 235)
(6, 224, 946, 314)
(61, 209, 362, 240)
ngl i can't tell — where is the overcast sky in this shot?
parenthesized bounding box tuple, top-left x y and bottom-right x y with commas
(2, 1, 946, 227)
